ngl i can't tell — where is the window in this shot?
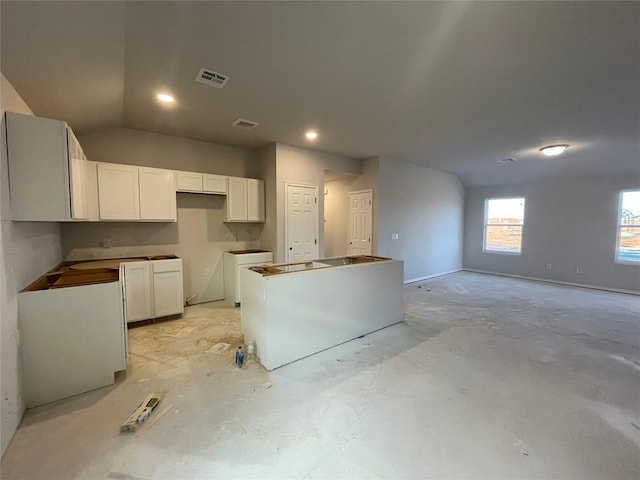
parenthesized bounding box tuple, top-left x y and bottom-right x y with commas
(484, 197, 526, 254)
(617, 189, 640, 263)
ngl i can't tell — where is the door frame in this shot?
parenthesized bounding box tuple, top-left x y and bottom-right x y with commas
(284, 183, 319, 262)
(348, 189, 373, 255)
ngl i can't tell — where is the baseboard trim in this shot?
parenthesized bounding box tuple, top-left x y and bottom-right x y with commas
(462, 269, 640, 296)
(404, 268, 462, 285)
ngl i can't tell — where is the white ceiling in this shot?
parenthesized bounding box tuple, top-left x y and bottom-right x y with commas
(2, 1, 639, 186)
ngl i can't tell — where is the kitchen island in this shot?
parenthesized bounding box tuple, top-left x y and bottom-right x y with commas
(240, 255, 404, 370)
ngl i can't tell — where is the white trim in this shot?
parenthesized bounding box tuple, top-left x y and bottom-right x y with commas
(348, 188, 373, 196)
(463, 268, 640, 296)
(404, 268, 462, 285)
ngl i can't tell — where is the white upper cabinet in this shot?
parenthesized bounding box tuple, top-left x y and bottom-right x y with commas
(97, 164, 176, 222)
(97, 164, 141, 220)
(226, 177, 264, 222)
(227, 177, 248, 221)
(176, 171, 203, 192)
(176, 171, 227, 195)
(5, 112, 90, 221)
(247, 178, 265, 222)
(139, 167, 177, 221)
(203, 174, 227, 194)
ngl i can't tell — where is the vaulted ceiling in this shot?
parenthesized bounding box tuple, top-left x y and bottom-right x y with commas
(2, 1, 639, 186)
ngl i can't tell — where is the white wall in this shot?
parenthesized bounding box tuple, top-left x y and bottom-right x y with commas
(463, 174, 640, 292)
(62, 128, 263, 304)
(274, 144, 363, 262)
(1, 74, 62, 456)
(377, 159, 465, 283)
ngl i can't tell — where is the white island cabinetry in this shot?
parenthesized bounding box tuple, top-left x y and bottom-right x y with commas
(240, 256, 404, 370)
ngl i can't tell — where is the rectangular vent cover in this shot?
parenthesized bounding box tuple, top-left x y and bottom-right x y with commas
(232, 118, 259, 129)
(195, 68, 229, 88)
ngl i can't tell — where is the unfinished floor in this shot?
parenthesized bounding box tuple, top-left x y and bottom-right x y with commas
(1, 271, 639, 479)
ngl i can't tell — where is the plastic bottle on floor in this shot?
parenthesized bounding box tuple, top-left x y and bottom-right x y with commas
(246, 342, 256, 364)
(235, 346, 245, 368)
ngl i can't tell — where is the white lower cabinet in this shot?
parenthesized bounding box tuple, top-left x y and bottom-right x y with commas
(122, 261, 154, 322)
(122, 259, 183, 323)
(19, 281, 127, 407)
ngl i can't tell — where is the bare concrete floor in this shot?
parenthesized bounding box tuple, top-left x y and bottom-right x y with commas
(2, 271, 639, 479)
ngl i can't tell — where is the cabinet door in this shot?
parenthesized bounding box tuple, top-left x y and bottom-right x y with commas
(247, 179, 265, 222)
(123, 262, 154, 323)
(176, 171, 203, 192)
(5, 112, 85, 221)
(226, 177, 248, 221)
(139, 167, 177, 221)
(203, 174, 228, 194)
(153, 271, 184, 317)
(97, 163, 141, 220)
(66, 128, 89, 220)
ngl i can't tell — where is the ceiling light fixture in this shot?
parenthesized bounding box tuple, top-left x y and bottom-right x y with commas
(156, 93, 175, 103)
(539, 144, 569, 157)
(305, 131, 318, 140)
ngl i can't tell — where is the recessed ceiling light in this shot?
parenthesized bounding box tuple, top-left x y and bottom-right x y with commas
(305, 131, 318, 140)
(539, 144, 569, 156)
(156, 93, 175, 103)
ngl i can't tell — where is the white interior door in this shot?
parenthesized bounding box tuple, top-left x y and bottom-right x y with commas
(286, 184, 319, 262)
(348, 189, 373, 255)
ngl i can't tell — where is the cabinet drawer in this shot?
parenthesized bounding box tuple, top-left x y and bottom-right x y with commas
(152, 259, 182, 273)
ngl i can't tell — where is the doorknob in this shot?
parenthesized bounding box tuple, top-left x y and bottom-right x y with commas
(289, 247, 293, 250)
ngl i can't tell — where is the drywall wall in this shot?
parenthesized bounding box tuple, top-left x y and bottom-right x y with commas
(252, 144, 277, 255)
(78, 127, 256, 174)
(274, 143, 363, 262)
(377, 159, 464, 282)
(463, 174, 640, 292)
(62, 195, 262, 304)
(63, 129, 263, 304)
(324, 159, 380, 258)
(324, 177, 353, 257)
(1, 74, 62, 456)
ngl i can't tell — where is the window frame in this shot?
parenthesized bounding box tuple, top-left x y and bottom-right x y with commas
(483, 196, 526, 255)
(615, 188, 640, 265)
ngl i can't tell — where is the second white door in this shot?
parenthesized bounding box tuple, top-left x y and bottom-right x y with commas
(286, 184, 319, 262)
(348, 189, 373, 255)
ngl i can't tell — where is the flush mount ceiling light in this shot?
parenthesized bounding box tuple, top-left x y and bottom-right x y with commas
(156, 93, 175, 103)
(305, 131, 318, 140)
(539, 144, 569, 157)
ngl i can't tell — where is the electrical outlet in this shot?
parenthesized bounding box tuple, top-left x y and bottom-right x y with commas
(101, 238, 111, 248)
(391, 233, 399, 240)
(545, 264, 552, 270)
(575, 267, 582, 274)
(204, 267, 210, 276)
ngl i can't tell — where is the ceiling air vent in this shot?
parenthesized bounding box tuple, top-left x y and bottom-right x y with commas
(232, 118, 259, 130)
(498, 157, 517, 163)
(195, 67, 229, 88)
